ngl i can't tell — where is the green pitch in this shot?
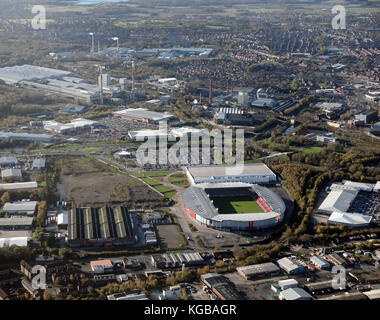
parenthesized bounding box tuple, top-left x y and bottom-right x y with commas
(211, 196, 264, 214)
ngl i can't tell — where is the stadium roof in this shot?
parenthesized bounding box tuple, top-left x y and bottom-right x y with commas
(114, 108, 175, 122)
(187, 163, 276, 181)
(183, 183, 285, 222)
(0, 237, 28, 248)
(328, 212, 372, 226)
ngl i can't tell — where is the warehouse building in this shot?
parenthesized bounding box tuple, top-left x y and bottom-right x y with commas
(2, 201, 38, 216)
(151, 252, 206, 269)
(43, 118, 101, 135)
(310, 255, 331, 270)
(186, 163, 277, 185)
(0, 64, 72, 84)
(0, 217, 33, 230)
(67, 206, 136, 247)
(303, 280, 342, 296)
(278, 279, 299, 291)
(0, 157, 18, 168)
(201, 273, 244, 300)
(114, 108, 176, 124)
(279, 287, 313, 300)
(318, 180, 379, 227)
(90, 259, 114, 274)
(276, 257, 304, 274)
(128, 129, 173, 141)
(0, 132, 53, 143)
(236, 262, 281, 280)
(1, 168, 22, 181)
(32, 158, 45, 170)
(0, 181, 38, 190)
(60, 104, 88, 114)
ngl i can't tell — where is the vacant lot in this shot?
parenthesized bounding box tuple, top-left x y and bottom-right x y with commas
(52, 155, 163, 205)
(156, 224, 183, 249)
(211, 196, 264, 214)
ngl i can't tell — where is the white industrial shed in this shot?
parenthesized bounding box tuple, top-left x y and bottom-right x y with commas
(0, 237, 28, 248)
(279, 287, 313, 300)
(57, 213, 68, 226)
(328, 212, 372, 227)
(318, 188, 358, 213)
(0, 182, 38, 190)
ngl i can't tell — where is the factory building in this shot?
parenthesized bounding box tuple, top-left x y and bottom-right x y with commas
(236, 262, 281, 280)
(67, 206, 136, 247)
(214, 107, 253, 126)
(201, 273, 244, 300)
(90, 259, 114, 274)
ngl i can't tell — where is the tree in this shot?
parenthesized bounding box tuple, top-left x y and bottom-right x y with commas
(1, 191, 10, 204)
(43, 290, 51, 300)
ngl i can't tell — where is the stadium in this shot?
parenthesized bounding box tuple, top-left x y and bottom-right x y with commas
(182, 182, 286, 231)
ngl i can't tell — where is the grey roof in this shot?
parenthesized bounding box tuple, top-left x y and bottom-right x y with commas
(114, 108, 175, 121)
(3, 201, 38, 213)
(32, 158, 45, 168)
(0, 64, 71, 83)
(237, 262, 280, 276)
(0, 157, 18, 166)
(310, 255, 330, 268)
(0, 181, 38, 190)
(187, 163, 276, 181)
(276, 257, 302, 273)
(0, 132, 53, 142)
(1, 168, 22, 179)
(280, 287, 313, 300)
(0, 217, 33, 226)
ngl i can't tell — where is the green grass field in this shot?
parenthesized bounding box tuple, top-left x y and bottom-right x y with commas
(211, 196, 264, 214)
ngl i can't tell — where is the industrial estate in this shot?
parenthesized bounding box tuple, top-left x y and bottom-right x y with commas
(0, 0, 379, 307)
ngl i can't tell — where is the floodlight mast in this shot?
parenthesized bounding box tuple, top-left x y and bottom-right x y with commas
(89, 33, 95, 54)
